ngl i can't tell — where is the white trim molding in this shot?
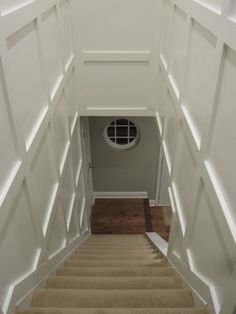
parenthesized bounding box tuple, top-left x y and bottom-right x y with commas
(146, 232, 168, 256)
(149, 199, 157, 207)
(93, 191, 148, 199)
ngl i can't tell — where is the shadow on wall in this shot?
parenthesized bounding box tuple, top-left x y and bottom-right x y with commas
(89, 117, 160, 200)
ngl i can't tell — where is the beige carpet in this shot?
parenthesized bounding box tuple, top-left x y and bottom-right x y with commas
(17, 235, 209, 314)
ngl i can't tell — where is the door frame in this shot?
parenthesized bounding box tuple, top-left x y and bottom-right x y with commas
(80, 117, 94, 216)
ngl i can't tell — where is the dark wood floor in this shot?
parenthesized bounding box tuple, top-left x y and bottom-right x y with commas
(91, 198, 171, 241)
(150, 206, 171, 241)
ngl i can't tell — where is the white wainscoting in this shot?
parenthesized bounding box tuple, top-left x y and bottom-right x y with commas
(0, 1, 90, 313)
(70, 0, 162, 116)
(157, 1, 236, 314)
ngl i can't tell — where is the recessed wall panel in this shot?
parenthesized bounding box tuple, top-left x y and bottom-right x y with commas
(194, 0, 223, 13)
(65, 70, 77, 131)
(173, 129, 197, 232)
(189, 183, 232, 308)
(0, 184, 39, 306)
(228, 1, 236, 21)
(47, 203, 66, 258)
(0, 73, 18, 194)
(169, 7, 188, 97)
(77, 172, 85, 219)
(59, 0, 73, 65)
(71, 129, 81, 179)
(208, 46, 236, 229)
(160, 0, 172, 66)
(53, 93, 69, 171)
(68, 203, 79, 240)
(156, 70, 167, 134)
(182, 20, 217, 145)
(80, 204, 88, 233)
(30, 130, 57, 231)
(61, 160, 75, 222)
(0, 0, 33, 15)
(6, 21, 46, 147)
(164, 91, 179, 168)
(41, 7, 63, 96)
(72, 0, 159, 50)
(82, 61, 150, 110)
(173, 221, 185, 259)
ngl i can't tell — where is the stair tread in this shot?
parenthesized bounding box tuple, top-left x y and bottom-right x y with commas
(81, 242, 153, 245)
(31, 289, 194, 308)
(71, 253, 161, 260)
(46, 275, 183, 289)
(17, 308, 209, 314)
(76, 249, 157, 253)
(16, 236, 208, 314)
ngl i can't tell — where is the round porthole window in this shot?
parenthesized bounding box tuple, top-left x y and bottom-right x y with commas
(103, 119, 140, 150)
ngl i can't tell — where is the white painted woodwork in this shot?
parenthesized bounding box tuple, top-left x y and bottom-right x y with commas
(6, 20, 47, 149)
(155, 147, 171, 206)
(168, 6, 188, 99)
(0, 1, 235, 314)
(157, 1, 236, 313)
(0, 1, 89, 314)
(207, 46, 236, 232)
(163, 88, 179, 172)
(182, 20, 217, 147)
(70, 0, 162, 116)
(0, 79, 18, 196)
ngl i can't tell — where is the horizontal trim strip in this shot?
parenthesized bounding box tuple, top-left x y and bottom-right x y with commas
(93, 191, 148, 199)
(82, 50, 151, 62)
(86, 107, 148, 111)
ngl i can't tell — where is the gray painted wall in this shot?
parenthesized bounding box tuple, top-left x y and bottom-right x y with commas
(89, 117, 160, 199)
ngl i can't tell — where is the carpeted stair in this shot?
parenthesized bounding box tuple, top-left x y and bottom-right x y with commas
(16, 235, 209, 314)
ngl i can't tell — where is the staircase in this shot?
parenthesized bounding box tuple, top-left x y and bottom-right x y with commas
(17, 235, 209, 314)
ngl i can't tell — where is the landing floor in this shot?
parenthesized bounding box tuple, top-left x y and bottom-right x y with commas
(91, 198, 171, 241)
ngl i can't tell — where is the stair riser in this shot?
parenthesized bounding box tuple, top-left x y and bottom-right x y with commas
(86, 242, 150, 244)
(56, 267, 174, 277)
(64, 260, 166, 267)
(76, 250, 157, 254)
(80, 245, 154, 249)
(71, 254, 161, 260)
(86, 236, 149, 239)
(87, 236, 148, 238)
(84, 243, 151, 246)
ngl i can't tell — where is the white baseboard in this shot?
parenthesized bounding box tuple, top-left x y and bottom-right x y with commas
(167, 252, 213, 312)
(146, 232, 211, 313)
(157, 202, 172, 206)
(93, 191, 148, 199)
(8, 231, 89, 314)
(146, 232, 168, 256)
(149, 199, 156, 207)
(146, 232, 214, 314)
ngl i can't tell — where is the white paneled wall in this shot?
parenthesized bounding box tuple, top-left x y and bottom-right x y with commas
(70, 0, 162, 116)
(157, 1, 236, 313)
(1, 1, 235, 314)
(0, 1, 89, 314)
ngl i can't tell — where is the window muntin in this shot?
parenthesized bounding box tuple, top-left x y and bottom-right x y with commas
(104, 119, 140, 150)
